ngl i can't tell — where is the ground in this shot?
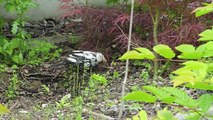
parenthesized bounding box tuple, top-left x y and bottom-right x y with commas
(0, 18, 211, 120)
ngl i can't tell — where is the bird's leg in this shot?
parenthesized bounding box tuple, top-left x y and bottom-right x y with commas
(88, 59, 93, 75)
(73, 64, 79, 96)
(82, 65, 87, 88)
(78, 63, 85, 95)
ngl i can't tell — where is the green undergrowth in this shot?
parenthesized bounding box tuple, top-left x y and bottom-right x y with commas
(119, 2, 213, 120)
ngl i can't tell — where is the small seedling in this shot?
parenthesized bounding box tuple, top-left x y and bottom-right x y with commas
(41, 84, 50, 93)
(113, 70, 120, 79)
(56, 94, 71, 109)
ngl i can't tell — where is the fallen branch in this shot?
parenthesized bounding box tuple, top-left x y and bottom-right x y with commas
(83, 108, 115, 120)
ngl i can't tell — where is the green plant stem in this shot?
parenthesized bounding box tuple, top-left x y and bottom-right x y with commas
(152, 8, 160, 80)
(158, 60, 170, 77)
(118, 0, 134, 119)
(86, 0, 88, 6)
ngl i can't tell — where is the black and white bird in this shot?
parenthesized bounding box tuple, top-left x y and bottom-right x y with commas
(51, 50, 107, 68)
(67, 50, 107, 67)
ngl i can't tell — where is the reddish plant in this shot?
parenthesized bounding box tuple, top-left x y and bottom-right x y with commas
(58, 0, 211, 61)
(143, 23, 205, 49)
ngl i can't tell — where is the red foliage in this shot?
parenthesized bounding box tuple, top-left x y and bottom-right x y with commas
(58, 0, 211, 61)
(143, 23, 205, 49)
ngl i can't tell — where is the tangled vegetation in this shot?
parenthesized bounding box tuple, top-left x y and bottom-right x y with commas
(0, 0, 213, 120)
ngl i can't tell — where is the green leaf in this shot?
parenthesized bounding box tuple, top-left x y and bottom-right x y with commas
(185, 82, 213, 90)
(162, 87, 197, 108)
(143, 86, 175, 104)
(202, 41, 213, 57)
(153, 44, 175, 59)
(135, 47, 155, 60)
(12, 21, 19, 34)
(0, 38, 8, 46)
(175, 44, 203, 59)
(4, 3, 16, 12)
(9, 38, 21, 49)
(197, 94, 213, 112)
(198, 29, 213, 41)
(122, 91, 157, 103)
(175, 44, 195, 53)
(90, 74, 107, 85)
(193, 3, 213, 17)
(185, 112, 202, 120)
(0, 104, 10, 114)
(157, 108, 177, 120)
(132, 110, 147, 120)
(182, 61, 208, 70)
(207, 63, 213, 72)
(119, 48, 155, 60)
(12, 53, 24, 64)
(119, 50, 145, 60)
(173, 61, 208, 82)
(177, 52, 202, 59)
(172, 74, 196, 87)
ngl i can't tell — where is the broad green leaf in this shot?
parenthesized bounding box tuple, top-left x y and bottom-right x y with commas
(197, 94, 213, 112)
(192, 3, 213, 17)
(162, 87, 197, 108)
(153, 44, 175, 59)
(119, 50, 145, 60)
(173, 61, 208, 82)
(122, 91, 157, 103)
(175, 45, 203, 59)
(0, 104, 10, 114)
(157, 108, 177, 120)
(195, 44, 206, 56)
(132, 110, 147, 120)
(185, 82, 213, 90)
(143, 86, 175, 104)
(177, 52, 203, 59)
(134, 47, 155, 60)
(172, 69, 195, 76)
(207, 63, 213, 71)
(175, 44, 195, 53)
(172, 75, 196, 87)
(198, 29, 213, 41)
(203, 41, 213, 49)
(182, 61, 208, 70)
(202, 41, 213, 57)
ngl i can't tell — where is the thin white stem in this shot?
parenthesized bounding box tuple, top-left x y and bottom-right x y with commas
(117, 0, 134, 119)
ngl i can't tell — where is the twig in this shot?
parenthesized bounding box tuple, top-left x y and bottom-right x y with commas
(117, 0, 134, 119)
(116, 24, 141, 47)
(155, 59, 187, 62)
(9, 100, 19, 110)
(83, 108, 115, 120)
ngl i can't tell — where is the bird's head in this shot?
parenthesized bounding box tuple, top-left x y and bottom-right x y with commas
(96, 53, 107, 64)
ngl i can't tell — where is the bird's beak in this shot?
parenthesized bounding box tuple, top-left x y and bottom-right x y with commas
(102, 56, 107, 63)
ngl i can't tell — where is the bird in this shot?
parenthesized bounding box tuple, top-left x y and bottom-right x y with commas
(51, 50, 107, 68)
(67, 50, 107, 67)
